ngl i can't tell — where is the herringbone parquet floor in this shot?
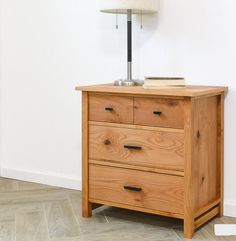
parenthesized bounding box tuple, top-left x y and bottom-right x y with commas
(0, 177, 235, 241)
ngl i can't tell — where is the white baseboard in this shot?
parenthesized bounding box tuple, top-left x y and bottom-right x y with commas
(1, 167, 82, 191)
(224, 202, 236, 218)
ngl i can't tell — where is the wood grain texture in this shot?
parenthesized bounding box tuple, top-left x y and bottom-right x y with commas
(89, 93, 133, 124)
(89, 159, 184, 177)
(17, 181, 53, 191)
(0, 177, 234, 241)
(78, 85, 227, 239)
(134, 97, 184, 129)
(88, 121, 184, 133)
(0, 189, 67, 205)
(0, 203, 43, 222)
(194, 198, 220, 219)
(0, 179, 18, 193)
(183, 98, 195, 239)
(194, 206, 220, 229)
(50, 238, 82, 241)
(67, 192, 108, 227)
(89, 164, 184, 215)
(184, 96, 223, 239)
(0, 220, 15, 241)
(76, 84, 228, 97)
(15, 211, 50, 241)
(89, 125, 184, 171)
(82, 92, 92, 217)
(193, 96, 218, 211)
(44, 200, 80, 239)
(89, 199, 183, 219)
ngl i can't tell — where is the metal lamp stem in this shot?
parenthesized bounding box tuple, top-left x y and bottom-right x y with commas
(114, 10, 143, 86)
(127, 10, 132, 82)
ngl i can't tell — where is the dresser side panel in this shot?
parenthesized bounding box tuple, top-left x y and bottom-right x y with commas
(193, 96, 219, 211)
(82, 91, 92, 217)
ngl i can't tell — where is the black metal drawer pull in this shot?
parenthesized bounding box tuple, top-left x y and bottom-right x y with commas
(124, 145, 142, 150)
(124, 186, 142, 192)
(153, 111, 162, 116)
(105, 107, 113, 112)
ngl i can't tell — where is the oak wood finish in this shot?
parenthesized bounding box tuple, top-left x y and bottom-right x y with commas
(194, 206, 220, 230)
(89, 198, 183, 219)
(89, 93, 133, 124)
(89, 164, 184, 215)
(89, 159, 184, 177)
(76, 84, 228, 97)
(3, 177, 236, 241)
(183, 98, 195, 238)
(134, 97, 184, 128)
(89, 125, 184, 171)
(88, 121, 184, 133)
(194, 198, 221, 219)
(82, 91, 92, 217)
(77, 84, 227, 239)
(192, 96, 218, 211)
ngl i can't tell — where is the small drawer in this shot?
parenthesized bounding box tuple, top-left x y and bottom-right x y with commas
(89, 94, 133, 124)
(89, 125, 184, 171)
(134, 97, 184, 129)
(89, 164, 184, 215)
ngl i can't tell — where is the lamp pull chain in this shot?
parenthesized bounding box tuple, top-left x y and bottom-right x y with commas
(116, 11, 119, 29)
(140, 11, 143, 29)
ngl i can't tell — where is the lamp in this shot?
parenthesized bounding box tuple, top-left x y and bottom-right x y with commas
(100, 0, 158, 86)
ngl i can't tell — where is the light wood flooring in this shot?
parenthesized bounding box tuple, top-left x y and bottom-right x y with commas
(0, 177, 235, 241)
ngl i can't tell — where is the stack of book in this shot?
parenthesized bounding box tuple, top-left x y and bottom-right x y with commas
(143, 77, 186, 89)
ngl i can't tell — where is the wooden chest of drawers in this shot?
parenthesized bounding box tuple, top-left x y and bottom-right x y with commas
(76, 84, 228, 239)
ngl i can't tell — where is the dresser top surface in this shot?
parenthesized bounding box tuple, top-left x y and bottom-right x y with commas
(76, 84, 228, 97)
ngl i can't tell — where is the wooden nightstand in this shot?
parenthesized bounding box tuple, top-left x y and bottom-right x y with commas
(76, 84, 228, 239)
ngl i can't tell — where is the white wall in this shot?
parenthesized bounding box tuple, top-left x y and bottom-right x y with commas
(0, 0, 236, 216)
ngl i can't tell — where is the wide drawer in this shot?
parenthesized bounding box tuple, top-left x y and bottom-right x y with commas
(134, 97, 184, 129)
(89, 94, 133, 124)
(89, 164, 184, 215)
(89, 125, 184, 171)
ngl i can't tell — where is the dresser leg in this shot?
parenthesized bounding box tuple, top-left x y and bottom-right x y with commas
(82, 201, 92, 218)
(218, 202, 224, 217)
(184, 219, 194, 239)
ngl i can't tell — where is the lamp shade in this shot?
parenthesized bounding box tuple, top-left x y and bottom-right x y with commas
(100, 0, 158, 14)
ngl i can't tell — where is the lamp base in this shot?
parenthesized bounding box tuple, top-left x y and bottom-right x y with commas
(114, 79, 144, 86)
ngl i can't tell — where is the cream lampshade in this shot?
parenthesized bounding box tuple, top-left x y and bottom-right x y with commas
(100, 0, 158, 14)
(100, 0, 158, 86)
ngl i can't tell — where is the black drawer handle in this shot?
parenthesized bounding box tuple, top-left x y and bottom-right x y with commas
(105, 107, 113, 112)
(153, 111, 162, 116)
(124, 145, 142, 150)
(124, 186, 142, 192)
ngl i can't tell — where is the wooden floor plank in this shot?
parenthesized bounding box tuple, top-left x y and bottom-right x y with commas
(0, 220, 15, 241)
(0, 177, 235, 241)
(17, 181, 55, 191)
(67, 192, 108, 226)
(0, 178, 18, 193)
(15, 211, 50, 241)
(44, 199, 80, 239)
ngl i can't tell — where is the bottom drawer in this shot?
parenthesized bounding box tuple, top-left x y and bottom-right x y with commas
(89, 164, 184, 215)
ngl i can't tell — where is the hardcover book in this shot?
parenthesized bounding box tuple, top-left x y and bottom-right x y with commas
(143, 77, 185, 89)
